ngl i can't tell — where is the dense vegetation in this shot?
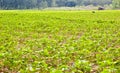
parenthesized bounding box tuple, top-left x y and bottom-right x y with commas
(0, 10, 120, 73)
(0, 0, 120, 9)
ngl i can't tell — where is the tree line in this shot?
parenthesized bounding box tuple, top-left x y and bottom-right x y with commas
(0, 0, 119, 9)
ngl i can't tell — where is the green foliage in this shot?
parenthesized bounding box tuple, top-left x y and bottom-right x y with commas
(112, 0, 120, 9)
(0, 10, 120, 73)
(0, 0, 112, 9)
(38, 0, 48, 9)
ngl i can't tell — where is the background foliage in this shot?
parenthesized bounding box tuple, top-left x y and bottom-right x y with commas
(0, 0, 119, 9)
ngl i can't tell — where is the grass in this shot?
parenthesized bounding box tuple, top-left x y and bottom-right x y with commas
(0, 10, 120, 73)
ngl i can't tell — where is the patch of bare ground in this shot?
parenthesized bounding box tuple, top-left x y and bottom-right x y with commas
(0, 67, 18, 73)
(91, 64, 99, 73)
(114, 45, 120, 48)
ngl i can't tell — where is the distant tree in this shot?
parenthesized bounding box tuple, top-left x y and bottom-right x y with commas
(25, 0, 37, 9)
(0, 0, 3, 8)
(38, 0, 48, 9)
(65, 1, 76, 7)
(112, 0, 120, 8)
(51, 0, 56, 7)
(17, 0, 26, 9)
(46, 0, 51, 7)
(76, 0, 84, 6)
(83, 0, 91, 6)
(0, 0, 113, 9)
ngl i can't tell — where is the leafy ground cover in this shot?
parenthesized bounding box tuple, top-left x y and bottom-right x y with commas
(0, 10, 120, 73)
